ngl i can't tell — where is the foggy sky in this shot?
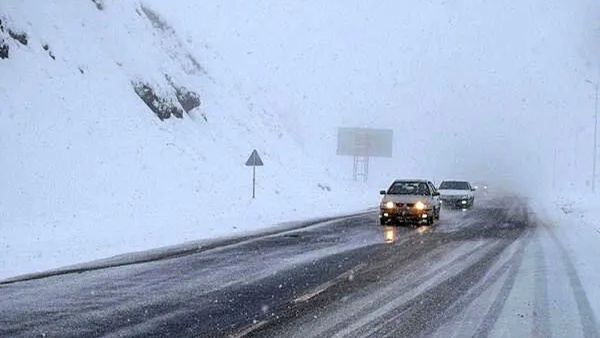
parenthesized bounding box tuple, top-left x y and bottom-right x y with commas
(152, 0, 600, 194)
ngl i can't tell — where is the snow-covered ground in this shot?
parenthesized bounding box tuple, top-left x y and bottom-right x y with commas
(536, 192, 600, 251)
(0, 1, 376, 280)
(533, 193, 600, 322)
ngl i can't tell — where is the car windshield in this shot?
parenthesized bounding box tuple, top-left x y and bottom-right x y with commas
(388, 182, 430, 195)
(439, 181, 470, 190)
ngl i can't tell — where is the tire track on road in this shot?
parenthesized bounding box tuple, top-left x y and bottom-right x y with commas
(324, 240, 497, 338)
(252, 204, 531, 338)
(373, 230, 528, 338)
(543, 223, 600, 338)
(532, 234, 552, 338)
(471, 229, 532, 337)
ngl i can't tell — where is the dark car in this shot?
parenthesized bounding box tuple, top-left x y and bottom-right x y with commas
(379, 179, 441, 226)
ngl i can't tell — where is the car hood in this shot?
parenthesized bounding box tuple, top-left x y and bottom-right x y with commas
(439, 189, 472, 197)
(382, 195, 432, 204)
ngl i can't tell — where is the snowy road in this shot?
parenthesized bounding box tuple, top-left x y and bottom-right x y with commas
(1, 196, 598, 337)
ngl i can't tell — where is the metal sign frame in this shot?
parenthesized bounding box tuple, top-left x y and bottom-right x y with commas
(336, 128, 393, 182)
(245, 149, 264, 198)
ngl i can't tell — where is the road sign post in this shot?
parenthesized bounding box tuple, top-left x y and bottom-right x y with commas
(245, 149, 264, 198)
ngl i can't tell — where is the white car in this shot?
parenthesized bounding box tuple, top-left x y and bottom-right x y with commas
(472, 182, 489, 196)
(438, 180, 475, 209)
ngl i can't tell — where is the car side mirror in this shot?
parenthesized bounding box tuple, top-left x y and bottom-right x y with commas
(380, 190, 386, 195)
(433, 192, 440, 196)
(471, 188, 477, 191)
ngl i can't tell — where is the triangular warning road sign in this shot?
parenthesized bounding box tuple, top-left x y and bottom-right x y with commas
(245, 149, 264, 166)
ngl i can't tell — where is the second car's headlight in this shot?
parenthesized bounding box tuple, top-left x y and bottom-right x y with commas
(385, 201, 395, 209)
(415, 201, 426, 210)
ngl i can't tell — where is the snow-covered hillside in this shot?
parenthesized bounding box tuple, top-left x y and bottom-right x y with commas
(0, 1, 372, 279)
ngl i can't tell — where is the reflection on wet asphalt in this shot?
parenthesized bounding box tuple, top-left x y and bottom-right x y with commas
(0, 195, 598, 337)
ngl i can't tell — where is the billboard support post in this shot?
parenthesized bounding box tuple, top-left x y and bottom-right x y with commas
(353, 156, 369, 182)
(337, 128, 393, 182)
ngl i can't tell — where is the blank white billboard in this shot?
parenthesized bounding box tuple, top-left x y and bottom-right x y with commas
(336, 128, 393, 158)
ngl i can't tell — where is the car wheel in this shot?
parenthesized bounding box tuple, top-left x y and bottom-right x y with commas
(380, 218, 388, 226)
(426, 216, 433, 226)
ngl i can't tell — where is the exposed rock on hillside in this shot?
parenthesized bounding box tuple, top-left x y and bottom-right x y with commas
(132, 82, 184, 121)
(175, 88, 201, 114)
(8, 29, 27, 45)
(0, 39, 8, 59)
(91, 0, 104, 10)
(165, 75, 201, 114)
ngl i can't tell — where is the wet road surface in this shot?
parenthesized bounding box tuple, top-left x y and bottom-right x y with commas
(1, 195, 598, 337)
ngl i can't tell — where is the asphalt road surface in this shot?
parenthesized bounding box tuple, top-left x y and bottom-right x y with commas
(1, 195, 598, 337)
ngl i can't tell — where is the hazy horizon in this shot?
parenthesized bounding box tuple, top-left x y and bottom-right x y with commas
(150, 0, 600, 194)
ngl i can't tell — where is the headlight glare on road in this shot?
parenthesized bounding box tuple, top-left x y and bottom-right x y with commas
(385, 201, 395, 209)
(415, 201, 426, 210)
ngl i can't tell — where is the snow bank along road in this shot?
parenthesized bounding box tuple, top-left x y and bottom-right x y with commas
(1, 196, 598, 337)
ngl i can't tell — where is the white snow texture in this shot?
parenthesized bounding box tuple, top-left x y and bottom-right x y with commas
(0, 1, 372, 279)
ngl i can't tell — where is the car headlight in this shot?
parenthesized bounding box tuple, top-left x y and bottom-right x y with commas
(384, 201, 395, 209)
(415, 201, 426, 210)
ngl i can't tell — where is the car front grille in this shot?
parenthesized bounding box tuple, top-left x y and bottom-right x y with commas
(441, 197, 461, 202)
(394, 203, 415, 208)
